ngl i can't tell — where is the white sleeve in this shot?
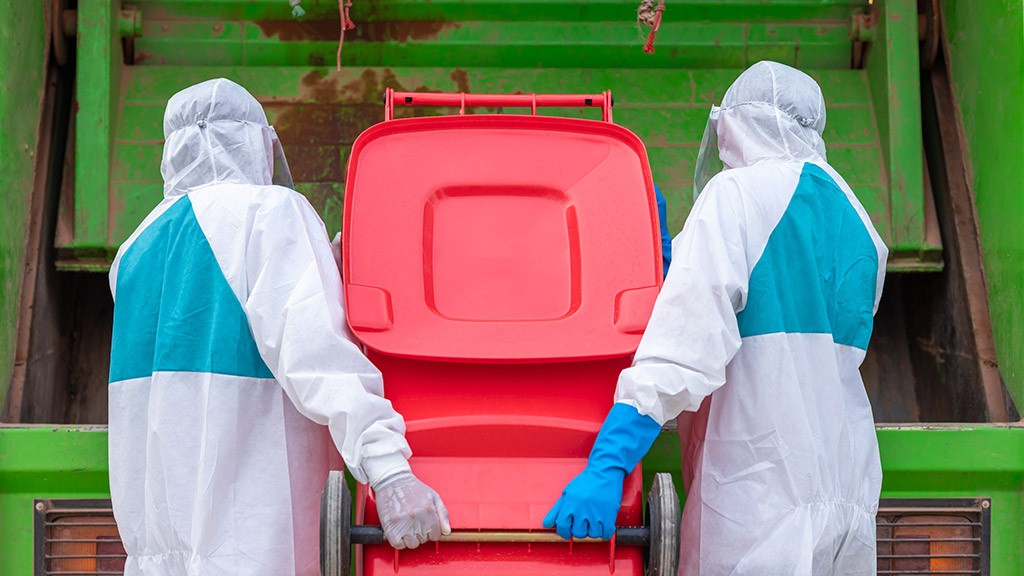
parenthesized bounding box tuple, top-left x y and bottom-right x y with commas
(614, 176, 751, 425)
(243, 188, 411, 486)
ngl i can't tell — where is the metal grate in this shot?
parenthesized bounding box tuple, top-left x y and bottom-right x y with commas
(34, 499, 126, 576)
(876, 498, 991, 576)
(34, 496, 991, 574)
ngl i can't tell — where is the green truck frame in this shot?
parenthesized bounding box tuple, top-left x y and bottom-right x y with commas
(2, 1, 1022, 573)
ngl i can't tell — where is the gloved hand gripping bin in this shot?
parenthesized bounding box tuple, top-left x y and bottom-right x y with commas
(321, 90, 680, 575)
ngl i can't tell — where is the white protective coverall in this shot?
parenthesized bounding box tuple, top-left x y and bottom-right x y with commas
(614, 62, 888, 574)
(108, 79, 439, 575)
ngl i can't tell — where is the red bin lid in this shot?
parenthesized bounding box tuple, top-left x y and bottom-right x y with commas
(343, 114, 662, 362)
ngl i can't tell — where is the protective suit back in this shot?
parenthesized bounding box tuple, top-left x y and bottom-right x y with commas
(614, 62, 888, 575)
(108, 79, 411, 575)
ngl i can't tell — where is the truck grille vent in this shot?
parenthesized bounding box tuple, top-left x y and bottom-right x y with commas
(35, 499, 126, 576)
(35, 497, 990, 574)
(876, 498, 991, 576)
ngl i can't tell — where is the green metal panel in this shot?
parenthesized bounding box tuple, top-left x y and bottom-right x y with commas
(105, 65, 889, 238)
(133, 0, 871, 22)
(56, 0, 938, 272)
(0, 427, 111, 576)
(2, 426, 1020, 573)
(132, 20, 853, 69)
(0, 2, 47, 401)
(941, 0, 1024, 409)
(876, 426, 1024, 573)
(865, 0, 939, 268)
(69, 0, 123, 267)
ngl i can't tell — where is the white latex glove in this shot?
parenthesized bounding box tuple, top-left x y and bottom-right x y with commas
(331, 232, 342, 273)
(373, 471, 451, 549)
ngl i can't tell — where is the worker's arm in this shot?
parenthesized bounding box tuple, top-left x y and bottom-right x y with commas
(615, 173, 749, 424)
(242, 187, 410, 485)
(545, 174, 749, 540)
(241, 187, 449, 548)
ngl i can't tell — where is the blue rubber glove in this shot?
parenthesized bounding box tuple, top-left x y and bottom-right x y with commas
(655, 184, 673, 278)
(543, 403, 662, 540)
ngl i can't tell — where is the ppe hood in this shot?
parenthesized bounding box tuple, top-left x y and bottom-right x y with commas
(694, 61, 827, 197)
(161, 78, 293, 197)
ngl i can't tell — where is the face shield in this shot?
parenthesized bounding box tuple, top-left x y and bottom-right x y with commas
(693, 105, 722, 200)
(269, 126, 294, 188)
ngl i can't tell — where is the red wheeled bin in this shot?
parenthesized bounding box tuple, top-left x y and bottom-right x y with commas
(320, 90, 680, 575)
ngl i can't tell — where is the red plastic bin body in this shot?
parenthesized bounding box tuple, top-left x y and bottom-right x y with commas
(342, 111, 662, 574)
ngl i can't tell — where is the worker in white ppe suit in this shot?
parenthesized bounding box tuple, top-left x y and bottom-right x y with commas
(108, 78, 450, 575)
(546, 61, 887, 574)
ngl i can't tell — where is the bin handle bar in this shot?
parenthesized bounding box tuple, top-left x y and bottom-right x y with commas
(349, 525, 648, 545)
(384, 88, 614, 122)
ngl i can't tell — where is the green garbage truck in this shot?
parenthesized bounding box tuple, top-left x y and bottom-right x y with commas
(1, 0, 1021, 573)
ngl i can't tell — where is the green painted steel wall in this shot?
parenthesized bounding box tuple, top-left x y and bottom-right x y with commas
(2, 426, 1021, 573)
(877, 427, 1024, 572)
(0, 2, 47, 405)
(0, 427, 112, 576)
(941, 0, 1024, 409)
(58, 0, 941, 272)
(864, 0, 933, 267)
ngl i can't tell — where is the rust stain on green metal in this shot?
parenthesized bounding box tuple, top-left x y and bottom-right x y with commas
(268, 67, 450, 227)
(256, 19, 460, 44)
(450, 68, 472, 94)
(256, 19, 345, 42)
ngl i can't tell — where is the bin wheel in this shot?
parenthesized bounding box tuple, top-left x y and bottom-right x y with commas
(645, 473, 680, 576)
(320, 471, 352, 576)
